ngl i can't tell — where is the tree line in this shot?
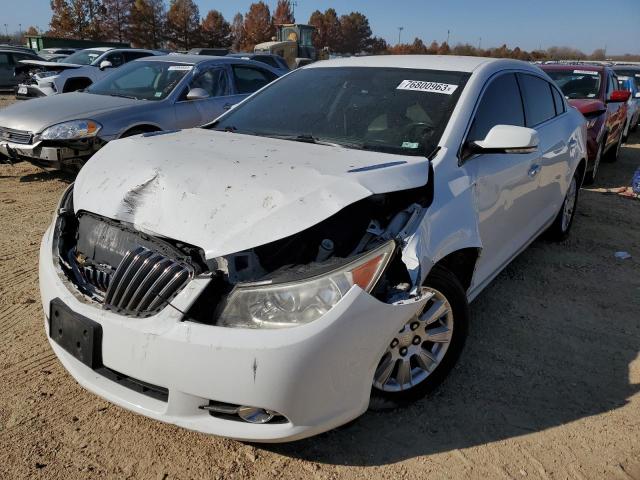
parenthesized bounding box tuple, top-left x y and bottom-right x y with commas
(19, 0, 636, 61)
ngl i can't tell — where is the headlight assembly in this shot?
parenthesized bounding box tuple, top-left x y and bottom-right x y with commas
(36, 71, 58, 79)
(217, 240, 396, 329)
(40, 120, 102, 140)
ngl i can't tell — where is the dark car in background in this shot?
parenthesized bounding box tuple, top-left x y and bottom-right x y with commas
(541, 64, 630, 183)
(0, 47, 43, 91)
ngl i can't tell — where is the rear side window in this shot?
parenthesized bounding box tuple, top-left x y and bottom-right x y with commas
(254, 56, 280, 69)
(0, 53, 12, 65)
(467, 73, 525, 142)
(104, 52, 125, 67)
(551, 85, 565, 115)
(232, 66, 277, 94)
(518, 73, 556, 126)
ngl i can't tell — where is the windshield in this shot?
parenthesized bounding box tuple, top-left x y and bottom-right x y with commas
(545, 69, 602, 99)
(63, 49, 105, 65)
(209, 67, 469, 156)
(87, 61, 192, 101)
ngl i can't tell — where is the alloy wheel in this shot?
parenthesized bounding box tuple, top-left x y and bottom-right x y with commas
(373, 288, 454, 392)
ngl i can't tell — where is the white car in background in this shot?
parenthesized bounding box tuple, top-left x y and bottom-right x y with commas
(14, 47, 161, 98)
(39, 55, 587, 442)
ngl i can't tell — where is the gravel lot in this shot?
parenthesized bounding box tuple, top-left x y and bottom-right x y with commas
(0, 93, 639, 479)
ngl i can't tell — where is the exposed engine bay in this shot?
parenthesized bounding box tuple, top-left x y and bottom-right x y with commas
(54, 177, 432, 322)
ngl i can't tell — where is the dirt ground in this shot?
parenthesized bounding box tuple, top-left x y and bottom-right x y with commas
(0, 93, 639, 479)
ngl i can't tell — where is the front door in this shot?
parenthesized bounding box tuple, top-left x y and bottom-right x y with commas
(466, 72, 544, 285)
(174, 66, 234, 128)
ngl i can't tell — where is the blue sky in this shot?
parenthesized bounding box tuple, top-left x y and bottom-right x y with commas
(5, 0, 640, 54)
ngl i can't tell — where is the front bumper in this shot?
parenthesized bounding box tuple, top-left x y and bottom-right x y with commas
(0, 140, 94, 169)
(15, 83, 49, 99)
(39, 226, 428, 442)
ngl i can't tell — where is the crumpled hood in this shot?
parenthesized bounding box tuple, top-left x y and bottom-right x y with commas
(18, 59, 82, 69)
(568, 98, 606, 116)
(0, 92, 142, 133)
(74, 128, 430, 259)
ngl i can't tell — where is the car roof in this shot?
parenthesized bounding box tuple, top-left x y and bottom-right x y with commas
(540, 63, 606, 72)
(304, 55, 514, 73)
(142, 54, 276, 66)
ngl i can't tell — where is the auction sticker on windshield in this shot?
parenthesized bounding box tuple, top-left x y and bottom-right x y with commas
(573, 70, 599, 76)
(168, 65, 193, 71)
(397, 80, 458, 95)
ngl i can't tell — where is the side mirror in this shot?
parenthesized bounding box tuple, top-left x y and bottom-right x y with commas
(635, 92, 640, 99)
(467, 125, 539, 156)
(99, 60, 113, 70)
(608, 90, 631, 103)
(186, 87, 210, 100)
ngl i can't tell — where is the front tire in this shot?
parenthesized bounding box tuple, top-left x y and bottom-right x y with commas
(369, 265, 469, 410)
(546, 170, 579, 241)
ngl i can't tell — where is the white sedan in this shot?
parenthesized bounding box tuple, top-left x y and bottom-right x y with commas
(39, 55, 587, 442)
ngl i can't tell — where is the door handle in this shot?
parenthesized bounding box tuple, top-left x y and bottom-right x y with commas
(528, 164, 541, 177)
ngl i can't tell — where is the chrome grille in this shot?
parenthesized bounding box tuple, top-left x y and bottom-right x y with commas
(79, 264, 112, 292)
(104, 246, 194, 315)
(0, 126, 32, 144)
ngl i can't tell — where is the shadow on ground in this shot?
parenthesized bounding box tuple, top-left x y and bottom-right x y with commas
(263, 131, 640, 466)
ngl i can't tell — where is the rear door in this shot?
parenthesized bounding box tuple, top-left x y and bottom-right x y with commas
(173, 65, 232, 127)
(517, 72, 572, 225)
(466, 72, 545, 284)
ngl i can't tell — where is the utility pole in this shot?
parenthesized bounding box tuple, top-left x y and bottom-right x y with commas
(291, 0, 298, 16)
(398, 26, 404, 44)
(446, 29, 450, 45)
(3, 24, 7, 38)
(478, 37, 481, 50)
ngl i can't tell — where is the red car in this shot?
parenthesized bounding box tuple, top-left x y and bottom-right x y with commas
(541, 64, 630, 183)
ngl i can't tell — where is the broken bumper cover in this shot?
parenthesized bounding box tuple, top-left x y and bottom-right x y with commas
(39, 226, 428, 442)
(0, 140, 94, 168)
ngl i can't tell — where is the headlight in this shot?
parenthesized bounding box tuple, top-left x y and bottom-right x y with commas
(36, 71, 58, 79)
(40, 120, 102, 140)
(217, 240, 396, 329)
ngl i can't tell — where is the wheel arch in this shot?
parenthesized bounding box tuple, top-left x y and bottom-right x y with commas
(118, 124, 163, 138)
(61, 77, 93, 93)
(430, 247, 481, 293)
(575, 157, 587, 187)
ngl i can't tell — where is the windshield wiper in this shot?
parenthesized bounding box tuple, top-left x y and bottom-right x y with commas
(259, 133, 344, 147)
(109, 92, 138, 100)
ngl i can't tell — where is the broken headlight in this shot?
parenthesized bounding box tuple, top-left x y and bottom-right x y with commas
(217, 240, 396, 329)
(40, 120, 102, 140)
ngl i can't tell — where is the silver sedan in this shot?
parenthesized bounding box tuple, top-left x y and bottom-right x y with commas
(0, 55, 281, 169)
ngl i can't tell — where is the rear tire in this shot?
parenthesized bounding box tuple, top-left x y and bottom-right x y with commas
(584, 141, 603, 185)
(604, 131, 623, 163)
(369, 265, 469, 410)
(546, 170, 580, 242)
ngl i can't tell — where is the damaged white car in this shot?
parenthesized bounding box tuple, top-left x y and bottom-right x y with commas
(39, 56, 587, 442)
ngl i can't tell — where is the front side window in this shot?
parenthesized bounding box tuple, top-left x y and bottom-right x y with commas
(87, 61, 191, 101)
(545, 69, 602, 99)
(185, 67, 229, 98)
(64, 49, 104, 65)
(211, 67, 470, 157)
(468, 73, 524, 142)
(0, 53, 10, 65)
(124, 51, 154, 62)
(104, 52, 124, 67)
(518, 73, 556, 126)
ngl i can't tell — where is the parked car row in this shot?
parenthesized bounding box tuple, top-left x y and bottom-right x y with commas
(17, 53, 598, 443)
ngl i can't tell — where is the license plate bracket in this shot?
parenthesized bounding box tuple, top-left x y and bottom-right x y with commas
(49, 298, 103, 369)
